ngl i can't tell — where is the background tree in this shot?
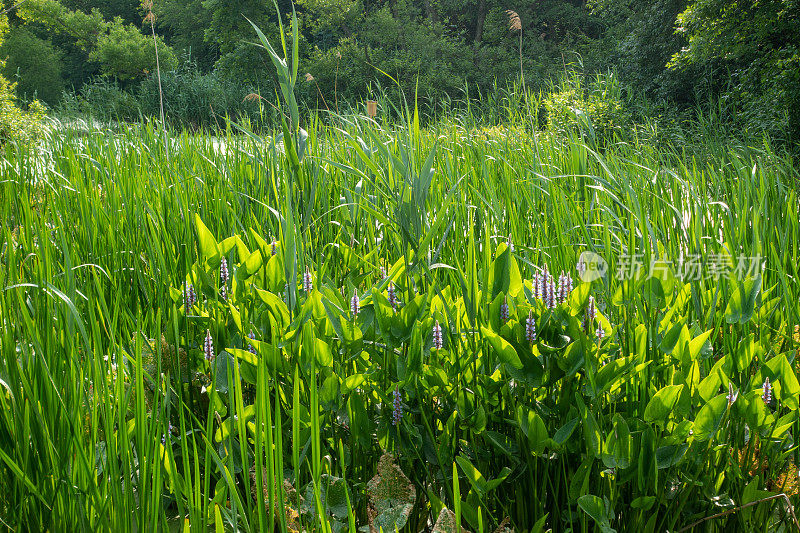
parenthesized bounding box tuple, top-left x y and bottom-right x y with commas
(669, 0, 800, 141)
(0, 26, 65, 104)
(0, 6, 47, 142)
(0, 0, 796, 144)
(18, 0, 177, 85)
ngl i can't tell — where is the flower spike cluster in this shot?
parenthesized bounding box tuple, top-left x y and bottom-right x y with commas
(762, 377, 773, 405)
(220, 257, 229, 285)
(392, 389, 403, 426)
(248, 331, 257, 355)
(500, 297, 510, 322)
(525, 311, 537, 344)
(184, 282, 196, 309)
(432, 322, 443, 350)
(204, 329, 214, 362)
(388, 282, 398, 311)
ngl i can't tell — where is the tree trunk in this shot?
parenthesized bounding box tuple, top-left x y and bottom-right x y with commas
(473, 0, 487, 46)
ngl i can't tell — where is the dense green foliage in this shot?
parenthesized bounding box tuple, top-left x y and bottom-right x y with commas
(1, 5, 800, 532)
(671, 0, 800, 142)
(2, 27, 800, 528)
(0, 0, 796, 140)
(3, 98, 800, 533)
(0, 9, 47, 142)
(15, 0, 176, 84)
(0, 27, 64, 104)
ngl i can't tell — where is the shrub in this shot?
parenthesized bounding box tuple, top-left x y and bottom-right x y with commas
(66, 59, 273, 131)
(137, 58, 269, 130)
(76, 77, 141, 123)
(544, 70, 631, 144)
(0, 75, 47, 144)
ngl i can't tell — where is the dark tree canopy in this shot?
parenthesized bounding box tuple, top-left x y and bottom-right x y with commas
(1, 0, 796, 141)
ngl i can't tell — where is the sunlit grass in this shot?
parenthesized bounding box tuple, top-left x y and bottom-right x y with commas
(1, 93, 799, 532)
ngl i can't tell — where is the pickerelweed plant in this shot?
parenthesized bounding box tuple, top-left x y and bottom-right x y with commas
(148, 211, 799, 532)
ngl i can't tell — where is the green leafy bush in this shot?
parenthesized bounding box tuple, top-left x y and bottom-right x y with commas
(137, 59, 268, 130)
(544, 71, 631, 143)
(66, 58, 273, 130)
(73, 77, 141, 122)
(0, 75, 47, 143)
(90, 19, 177, 82)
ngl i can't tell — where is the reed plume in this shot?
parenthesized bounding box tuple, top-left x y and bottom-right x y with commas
(142, 0, 168, 160)
(506, 9, 525, 92)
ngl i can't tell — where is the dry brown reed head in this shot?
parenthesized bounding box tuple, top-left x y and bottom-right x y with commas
(305, 73, 315, 82)
(243, 93, 264, 102)
(507, 10, 522, 31)
(142, 0, 156, 23)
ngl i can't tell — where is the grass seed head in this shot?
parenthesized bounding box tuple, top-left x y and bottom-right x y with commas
(506, 10, 522, 31)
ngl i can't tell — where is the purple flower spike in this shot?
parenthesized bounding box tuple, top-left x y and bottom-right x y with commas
(392, 389, 403, 426)
(184, 283, 196, 309)
(540, 265, 549, 299)
(388, 282, 398, 311)
(433, 321, 443, 350)
(596, 324, 604, 340)
(162, 421, 173, 444)
(303, 267, 313, 293)
(500, 297, 510, 322)
(248, 331, 257, 355)
(762, 377, 773, 405)
(220, 257, 229, 285)
(350, 290, 360, 318)
(204, 329, 214, 362)
(532, 271, 540, 300)
(583, 296, 596, 334)
(525, 311, 537, 344)
(271, 241, 277, 256)
(558, 271, 568, 303)
(577, 258, 586, 277)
